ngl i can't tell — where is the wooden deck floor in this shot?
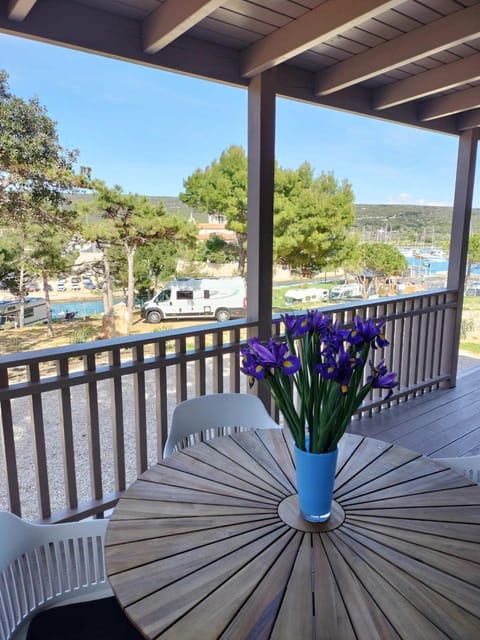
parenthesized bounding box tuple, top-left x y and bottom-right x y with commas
(350, 363, 480, 458)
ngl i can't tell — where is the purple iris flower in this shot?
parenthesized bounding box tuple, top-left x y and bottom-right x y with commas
(249, 338, 279, 367)
(293, 314, 312, 337)
(282, 313, 298, 336)
(367, 360, 398, 399)
(324, 324, 349, 352)
(240, 348, 266, 380)
(310, 311, 333, 335)
(316, 347, 360, 394)
(348, 317, 389, 350)
(242, 338, 300, 377)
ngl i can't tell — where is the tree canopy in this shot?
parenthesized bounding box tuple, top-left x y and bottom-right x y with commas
(0, 70, 88, 226)
(181, 145, 248, 274)
(0, 70, 88, 327)
(181, 147, 355, 276)
(348, 242, 408, 298)
(83, 183, 197, 323)
(274, 163, 355, 271)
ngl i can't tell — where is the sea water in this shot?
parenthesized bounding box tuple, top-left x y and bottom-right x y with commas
(407, 256, 480, 275)
(50, 299, 124, 319)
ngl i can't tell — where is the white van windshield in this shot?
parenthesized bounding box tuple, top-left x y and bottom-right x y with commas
(156, 289, 171, 302)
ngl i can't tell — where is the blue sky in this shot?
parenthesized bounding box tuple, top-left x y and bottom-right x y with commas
(1, 32, 478, 207)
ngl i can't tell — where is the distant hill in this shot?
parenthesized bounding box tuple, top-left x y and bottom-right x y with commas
(353, 203, 480, 243)
(68, 193, 480, 241)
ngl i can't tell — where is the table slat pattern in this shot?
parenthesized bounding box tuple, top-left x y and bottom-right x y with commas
(106, 430, 480, 640)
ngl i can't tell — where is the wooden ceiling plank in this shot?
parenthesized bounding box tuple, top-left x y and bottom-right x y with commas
(374, 53, 480, 109)
(7, 0, 37, 22)
(315, 4, 480, 96)
(240, 0, 402, 78)
(142, 0, 224, 54)
(225, 0, 291, 28)
(419, 85, 480, 121)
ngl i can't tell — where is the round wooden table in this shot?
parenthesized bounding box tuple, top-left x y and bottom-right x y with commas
(105, 430, 480, 640)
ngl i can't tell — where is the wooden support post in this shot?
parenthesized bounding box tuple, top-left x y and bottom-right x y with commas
(444, 129, 478, 385)
(247, 69, 276, 408)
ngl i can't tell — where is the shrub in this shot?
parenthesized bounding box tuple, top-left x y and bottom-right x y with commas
(70, 325, 96, 344)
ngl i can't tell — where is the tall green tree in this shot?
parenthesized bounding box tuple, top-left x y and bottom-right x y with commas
(181, 151, 356, 277)
(28, 226, 78, 335)
(180, 145, 248, 274)
(86, 183, 197, 324)
(135, 242, 180, 299)
(195, 235, 237, 265)
(0, 70, 87, 326)
(274, 164, 355, 272)
(0, 70, 88, 223)
(346, 242, 408, 298)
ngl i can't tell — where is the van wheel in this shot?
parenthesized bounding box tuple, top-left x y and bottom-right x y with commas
(215, 308, 231, 322)
(146, 310, 163, 324)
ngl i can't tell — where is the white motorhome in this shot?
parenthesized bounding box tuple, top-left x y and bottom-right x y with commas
(0, 297, 48, 328)
(329, 283, 363, 299)
(141, 277, 247, 323)
(284, 288, 329, 305)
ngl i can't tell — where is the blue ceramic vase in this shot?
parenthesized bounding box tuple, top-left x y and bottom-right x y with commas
(294, 443, 338, 522)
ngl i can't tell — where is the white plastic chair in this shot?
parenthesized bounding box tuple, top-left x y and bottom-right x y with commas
(434, 456, 480, 483)
(163, 393, 280, 457)
(0, 512, 119, 640)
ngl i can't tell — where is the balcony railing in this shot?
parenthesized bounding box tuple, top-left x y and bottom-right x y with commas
(0, 289, 458, 523)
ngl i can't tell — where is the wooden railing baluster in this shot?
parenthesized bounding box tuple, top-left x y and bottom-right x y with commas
(85, 353, 103, 503)
(28, 362, 51, 520)
(0, 368, 21, 516)
(154, 341, 168, 460)
(109, 348, 126, 492)
(133, 345, 148, 475)
(57, 357, 78, 510)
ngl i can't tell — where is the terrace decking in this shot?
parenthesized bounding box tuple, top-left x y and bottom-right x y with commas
(351, 363, 480, 458)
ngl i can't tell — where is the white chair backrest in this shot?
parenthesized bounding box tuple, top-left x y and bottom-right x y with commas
(434, 455, 480, 483)
(0, 512, 112, 640)
(163, 393, 280, 457)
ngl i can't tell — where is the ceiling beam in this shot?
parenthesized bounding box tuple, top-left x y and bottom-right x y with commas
(240, 0, 400, 79)
(456, 110, 480, 131)
(419, 86, 480, 121)
(373, 54, 480, 110)
(7, 0, 37, 21)
(315, 4, 480, 96)
(142, 0, 223, 55)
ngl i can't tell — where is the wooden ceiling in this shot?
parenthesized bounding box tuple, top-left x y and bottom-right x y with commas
(1, 0, 480, 135)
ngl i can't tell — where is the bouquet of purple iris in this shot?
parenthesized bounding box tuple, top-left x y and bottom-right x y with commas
(240, 310, 397, 453)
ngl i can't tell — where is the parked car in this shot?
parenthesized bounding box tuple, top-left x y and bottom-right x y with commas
(465, 284, 480, 296)
(284, 287, 329, 305)
(329, 283, 363, 299)
(84, 281, 96, 290)
(56, 279, 67, 292)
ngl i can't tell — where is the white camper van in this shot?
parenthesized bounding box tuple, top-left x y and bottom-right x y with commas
(141, 277, 247, 323)
(284, 287, 329, 306)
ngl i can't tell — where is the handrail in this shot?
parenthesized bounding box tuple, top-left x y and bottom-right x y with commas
(0, 289, 458, 523)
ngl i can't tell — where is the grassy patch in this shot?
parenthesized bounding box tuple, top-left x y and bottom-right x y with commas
(459, 342, 480, 355)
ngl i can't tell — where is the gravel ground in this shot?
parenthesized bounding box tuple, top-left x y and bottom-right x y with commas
(0, 361, 237, 521)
